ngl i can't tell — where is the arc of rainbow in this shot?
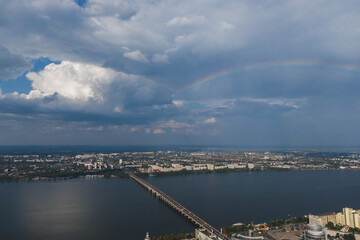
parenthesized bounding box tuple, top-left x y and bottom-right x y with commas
(176, 60, 360, 94)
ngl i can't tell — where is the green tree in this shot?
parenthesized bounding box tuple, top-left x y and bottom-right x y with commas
(343, 234, 355, 240)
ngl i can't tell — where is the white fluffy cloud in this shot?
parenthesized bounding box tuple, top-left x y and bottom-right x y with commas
(15, 61, 173, 114)
(26, 61, 117, 102)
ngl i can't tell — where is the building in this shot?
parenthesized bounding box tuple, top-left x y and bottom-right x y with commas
(192, 164, 207, 171)
(247, 163, 255, 169)
(186, 165, 194, 171)
(309, 207, 360, 229)
(144, 232, 150, 240)
(302, 224, 327, 240)
(195, 228, 219, 240)
(207, 164, 215, 171)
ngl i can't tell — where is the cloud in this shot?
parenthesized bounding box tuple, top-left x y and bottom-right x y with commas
(26, 61, 116, 102)
(113, 106, 122, 112)
(1, 0, 360, 73)
(86, 126, 104, 131)
(86, 0, 138, 20)
(218, 21, 234, 30)
(1, 0, 360, 145)
(129, 127, 138, 132)
(24, 61, 173, 107)
(123, 50, 149, 63)
(152, 53, 170, 64)
(160, 119, 193, 129)
(147, 118, 219, 136)
(0, 61, 175, 126)
(208, 98, 299, 118)
(0, 46, 32, 80)
(153, 128, 165, 134)
(166, 15, 206, 27)
(172, 100, 184, 107)
(203, 117, 216, 124)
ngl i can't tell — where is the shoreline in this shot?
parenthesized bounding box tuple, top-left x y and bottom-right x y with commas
(1, 167, 359, 183)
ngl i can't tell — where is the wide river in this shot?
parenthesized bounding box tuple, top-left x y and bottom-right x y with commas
(1, 170, 360, 240)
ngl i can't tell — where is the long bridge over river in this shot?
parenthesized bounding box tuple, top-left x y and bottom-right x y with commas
(130, 174, 230, 240)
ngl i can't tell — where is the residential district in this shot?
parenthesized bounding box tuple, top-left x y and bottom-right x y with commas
(1, 150, 360, 181)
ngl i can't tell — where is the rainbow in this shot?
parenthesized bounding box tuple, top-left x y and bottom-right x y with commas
(177, 60, 360, 94)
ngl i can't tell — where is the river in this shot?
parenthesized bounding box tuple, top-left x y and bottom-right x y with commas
(1, 170, 359, 240)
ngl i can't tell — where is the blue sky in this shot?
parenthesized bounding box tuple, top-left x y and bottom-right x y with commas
(0, 0, 360, 146)
(0, 58, 58, 94)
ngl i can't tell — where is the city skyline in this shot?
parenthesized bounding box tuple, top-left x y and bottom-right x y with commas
(1, 0, 360, 146)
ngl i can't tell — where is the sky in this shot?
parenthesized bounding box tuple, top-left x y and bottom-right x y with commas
(0, 0, 360, 146)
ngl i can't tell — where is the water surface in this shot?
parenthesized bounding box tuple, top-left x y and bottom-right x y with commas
(1, 170, 359, 240)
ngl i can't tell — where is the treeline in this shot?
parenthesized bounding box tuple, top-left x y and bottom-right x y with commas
(215, 216, 308, 237)
(328, 233, 356, 240)
(101, 169, 129, 178)
(222, 224, 252, 236)
(326, 222, 360, 234)
(0, 170, 85, 182)
(0, 169, 129, 182)
(267, 216, 308, 228)
(136, 167, 290, 178)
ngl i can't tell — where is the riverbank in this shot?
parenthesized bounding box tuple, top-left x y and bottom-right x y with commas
(152, 217, 308, 239)
(0, 169, 129, 182)
(2, 166, 359, 183)
(0, 167, 290, 183)
(135, 167, 290, 178)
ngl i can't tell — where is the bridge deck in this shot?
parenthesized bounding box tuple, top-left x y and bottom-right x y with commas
(130, 174, 230, 240)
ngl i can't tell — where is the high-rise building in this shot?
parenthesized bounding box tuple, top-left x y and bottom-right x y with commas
(354, 212, 360, 229)
(344, 208, 352, 227)
(309, 207, 360, 229)
(144, 232, 150, 240)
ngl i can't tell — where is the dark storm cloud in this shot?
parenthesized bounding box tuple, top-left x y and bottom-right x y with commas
(0, 93, 179, 125)
(0, 46, 32, 80)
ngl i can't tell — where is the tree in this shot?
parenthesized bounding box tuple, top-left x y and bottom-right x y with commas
(343, 234, 355, 240)
(326, 222, 335, 229)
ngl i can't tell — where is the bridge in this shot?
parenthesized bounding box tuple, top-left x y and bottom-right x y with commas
(130, 174, 230, 240)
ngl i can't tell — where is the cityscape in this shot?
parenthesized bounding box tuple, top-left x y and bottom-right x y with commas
(1, 149, 360, 239)
(1, 0, 360, 240)
(1, 150, 360, 182)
